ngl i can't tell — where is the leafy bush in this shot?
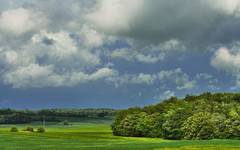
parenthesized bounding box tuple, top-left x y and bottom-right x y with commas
(25, 126, 34, 132)
(37, 126, 45, 133)
(59, 120, 72, 126)
(63, 120, 70, 125)
(10, 126, 18, 132)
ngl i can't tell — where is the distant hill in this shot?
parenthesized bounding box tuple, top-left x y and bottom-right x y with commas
(111, 92, 240, 140)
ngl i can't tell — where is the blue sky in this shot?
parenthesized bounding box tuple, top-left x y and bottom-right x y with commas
(0, 0, 240, 109)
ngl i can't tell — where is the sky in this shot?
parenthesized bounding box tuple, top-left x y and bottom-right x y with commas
(0, 0, 240, 109)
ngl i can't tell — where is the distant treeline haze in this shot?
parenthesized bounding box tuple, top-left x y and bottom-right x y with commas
(0, 108, 118, 124)
(111, 92, 240, 140)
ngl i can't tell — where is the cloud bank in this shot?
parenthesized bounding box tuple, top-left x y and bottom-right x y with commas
(86, 0, 240, 51)
(0, 0, 240, 90)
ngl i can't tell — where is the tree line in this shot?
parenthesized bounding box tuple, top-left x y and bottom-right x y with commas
(111, 92, 240, 140)
(0, 108, 118, 124)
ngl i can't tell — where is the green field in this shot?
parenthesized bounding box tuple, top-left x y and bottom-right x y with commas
(1, 117, 240, 150)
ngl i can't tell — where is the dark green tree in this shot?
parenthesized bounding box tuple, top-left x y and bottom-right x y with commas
(162, 108, 190, 140)
(148, 112, 164, 137)
(135, 112, 149, 137)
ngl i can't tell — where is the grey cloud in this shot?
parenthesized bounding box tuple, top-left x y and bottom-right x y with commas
(212, 18, 240, 44)
(86, 0, 240, 52)
(42, 38, 55, 45)
(105, 39, 185, 63)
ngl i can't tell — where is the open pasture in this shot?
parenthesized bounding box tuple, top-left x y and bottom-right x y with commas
(1, 117, 240, 150)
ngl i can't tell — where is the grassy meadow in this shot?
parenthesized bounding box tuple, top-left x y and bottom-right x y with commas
(1, 117, 240, 150)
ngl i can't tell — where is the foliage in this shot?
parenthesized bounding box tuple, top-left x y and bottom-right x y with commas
(58, 120, 72, 126)
(147, 112, 164, 137)
(63, 120, 70, 125)
(163, 108, 190, 139)
(135, 112, 149, 137)
(36, 126, 45, 133)
(0, 108, 119, 124)
(222, 110, 240, 139)
(97, 111, 108, 117)
(35, 108, 118, 117)
(0, 113, 31, 124)
(10, 126, 18, 132)
(211, 112, 226, 138)
(112, 92, 240, 140)
(24, 126, 34, 132)
(181, 112, 215, 140)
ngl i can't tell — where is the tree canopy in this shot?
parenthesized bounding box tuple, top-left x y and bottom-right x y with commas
(0, 108, 118, 124)
(111, 92, 240, 140)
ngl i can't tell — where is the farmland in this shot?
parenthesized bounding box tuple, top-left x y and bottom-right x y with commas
(1, 117, 240, 150)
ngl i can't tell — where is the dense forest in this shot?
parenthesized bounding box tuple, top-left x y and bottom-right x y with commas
(112, 92, 240, 140)
(0, 108, 118, 124)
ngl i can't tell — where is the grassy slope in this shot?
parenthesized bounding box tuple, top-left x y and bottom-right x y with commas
(0, 117, 240, 150)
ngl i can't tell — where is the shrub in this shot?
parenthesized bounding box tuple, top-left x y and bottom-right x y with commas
(25, 126, 34, 132)
(10, 126, 18, 132)
(63, 120, 70, 125)
(37, 126, 45, 133)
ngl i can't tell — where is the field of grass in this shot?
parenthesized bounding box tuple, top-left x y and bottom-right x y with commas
(1, 117, 240, 150)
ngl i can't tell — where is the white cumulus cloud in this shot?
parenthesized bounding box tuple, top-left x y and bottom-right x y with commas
(211, 43, 240, 88)
(0, 8, 48, 36)
(0, 30, 115, 88)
